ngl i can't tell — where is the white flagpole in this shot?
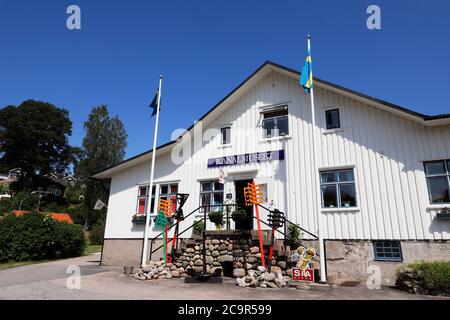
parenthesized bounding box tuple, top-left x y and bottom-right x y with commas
(307, 34, 327, 283)
(141, 75, 163, 267)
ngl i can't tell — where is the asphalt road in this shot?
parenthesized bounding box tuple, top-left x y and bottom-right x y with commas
(0, 254, 447, 300)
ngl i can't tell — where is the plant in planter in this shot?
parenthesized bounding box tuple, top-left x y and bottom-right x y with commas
(231, 209, 247, 222)
(192, 219, 205, 235)
(132, 214, 147, 224)
(437, 207, 450, 219)
(208, 211, 224, 230)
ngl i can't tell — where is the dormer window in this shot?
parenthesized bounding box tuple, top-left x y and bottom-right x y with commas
(326, 109, 341, 130)
(261, 106, 289, 138)
(221, 127, 231, 145)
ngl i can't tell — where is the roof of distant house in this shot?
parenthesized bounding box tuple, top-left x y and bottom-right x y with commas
(12, 210, 74, 224)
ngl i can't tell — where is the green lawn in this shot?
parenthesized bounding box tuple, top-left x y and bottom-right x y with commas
(0, 245, 102, 270)
(84, 244, 102, 256)
(0, 259, 53, 270)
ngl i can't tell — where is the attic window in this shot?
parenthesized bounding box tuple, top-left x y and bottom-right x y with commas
(261, 106, 289, 138)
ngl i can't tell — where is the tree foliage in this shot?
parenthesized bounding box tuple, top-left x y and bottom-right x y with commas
(77, 105, 127, 229)
(0, 100, 72, 190)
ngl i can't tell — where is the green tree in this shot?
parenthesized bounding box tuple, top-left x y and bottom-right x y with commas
(0, 100, 72, 191)
(77, 105, 127, 230)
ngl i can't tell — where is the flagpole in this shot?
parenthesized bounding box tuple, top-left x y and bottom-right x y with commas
(141, 75, 163, 267)
(307, 34, 327, 283)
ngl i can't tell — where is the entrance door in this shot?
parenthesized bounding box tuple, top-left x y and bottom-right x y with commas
(234, 179, 254, 230)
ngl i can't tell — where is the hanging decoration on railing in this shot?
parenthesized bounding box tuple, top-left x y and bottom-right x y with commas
(244, 181, 266, 267)
(155, 199, 173, 263)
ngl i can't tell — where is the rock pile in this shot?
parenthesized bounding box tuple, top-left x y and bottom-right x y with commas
(177, 238, 289, 276)
(134, 261, 187, 280)
(235, 266, 291, 288)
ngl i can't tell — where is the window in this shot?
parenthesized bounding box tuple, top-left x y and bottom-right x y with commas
(325, 109, 340, 130)
(424, 160, 450, 204)
(158, 183, 178, 213)
(136, 183, 178, 215)
(221, 127, 231, 145)
(262, 107, 289, 138)
(136, 185, 156, 215)
(200, 181, 224, 213)
(373, 241, 403, 262)
(320, 169, 357, 208)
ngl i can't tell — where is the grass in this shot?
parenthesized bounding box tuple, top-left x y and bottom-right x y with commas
(0, 244, 102, 271)
(0, 259, 53, 270)
(84, 244, 102, 256)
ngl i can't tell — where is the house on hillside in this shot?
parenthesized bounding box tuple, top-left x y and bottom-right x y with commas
(91, 61, 450, 284)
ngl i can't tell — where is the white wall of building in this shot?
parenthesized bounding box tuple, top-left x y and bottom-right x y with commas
(104, 70, 450, 241)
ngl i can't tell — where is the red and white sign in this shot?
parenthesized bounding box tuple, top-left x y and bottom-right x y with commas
(292, 268, 315, 282)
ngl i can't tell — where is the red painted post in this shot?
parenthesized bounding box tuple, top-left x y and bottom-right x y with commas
(253, 181, 266, 268)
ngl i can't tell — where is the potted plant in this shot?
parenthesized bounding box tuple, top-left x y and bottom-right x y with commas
(132, 214, 147, 224)
(437, 207, 450, 219)
(208, 210, 224, 230)
(231, 208, 247, 222)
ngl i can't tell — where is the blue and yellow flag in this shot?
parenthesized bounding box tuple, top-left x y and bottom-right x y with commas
(300, 49, 313, 93)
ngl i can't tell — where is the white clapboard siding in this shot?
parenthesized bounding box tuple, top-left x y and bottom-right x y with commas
(104, 70, 450, 241)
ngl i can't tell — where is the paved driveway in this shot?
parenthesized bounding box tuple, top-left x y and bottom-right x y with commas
(0, 255, 447, 300)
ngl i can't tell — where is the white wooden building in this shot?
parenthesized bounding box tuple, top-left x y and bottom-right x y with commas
(92, 61, 450, 282)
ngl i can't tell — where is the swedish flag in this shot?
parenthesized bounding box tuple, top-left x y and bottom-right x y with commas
(300, 49, 313, 93)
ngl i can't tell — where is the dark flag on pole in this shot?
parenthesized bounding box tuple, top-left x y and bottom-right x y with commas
(149, 91, 160, 117)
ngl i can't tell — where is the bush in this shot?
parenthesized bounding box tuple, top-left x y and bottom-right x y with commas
(89, 224, 105, 245)
(287, 223, 303, 243)
(0, 198, 12, 216)
(192, 219, 205, 235)
(68, 205, 87, 225)
(0, 212, 86, 262)
(398, 261, 450, 294)
(12, 191, 40, 211)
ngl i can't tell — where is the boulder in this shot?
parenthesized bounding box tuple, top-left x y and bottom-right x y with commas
(257, 266, 266, 273)
(234, 262, 244, 268)
(274, 278, 286, 287)
(263, 272, 276, 282)
(166, 272, 173, 279)
(194, 245, 200, 251)
(247, 257, 257, 264)
(266, 281, 278, 288)
(171, 271, 181, 278)
(250, 247, 259, 254)
(212, 239, 220, 245)
(186, 248, 195, 253)
(211, 251, 220, 257)
(236, 277, 247, 287)
(194, 266, 203, 273)
(218, 244, 228, 251)
(270, 266, 282, 274)
(205, 256, 214, 264)
(142, 266, 152, 273)
(277, 261, 287, 269)
(233, 268, 246, 278)
(194, 259, 203, 266)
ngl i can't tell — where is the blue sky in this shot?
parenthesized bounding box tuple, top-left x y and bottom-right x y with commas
(1, 0, 449, 159)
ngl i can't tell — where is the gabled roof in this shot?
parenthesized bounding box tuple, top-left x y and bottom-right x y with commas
(91, 61, 450, 180)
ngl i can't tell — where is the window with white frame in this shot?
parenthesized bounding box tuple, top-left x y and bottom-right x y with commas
(199, 181, 224, 213)
(424, 160, 450, 204)
(320, 169, 357, 208)
(220, 127, 231, 145)
(136, 183, 178, 215)
(261, 107, 289, 138)
(136, 185, 156, 215)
